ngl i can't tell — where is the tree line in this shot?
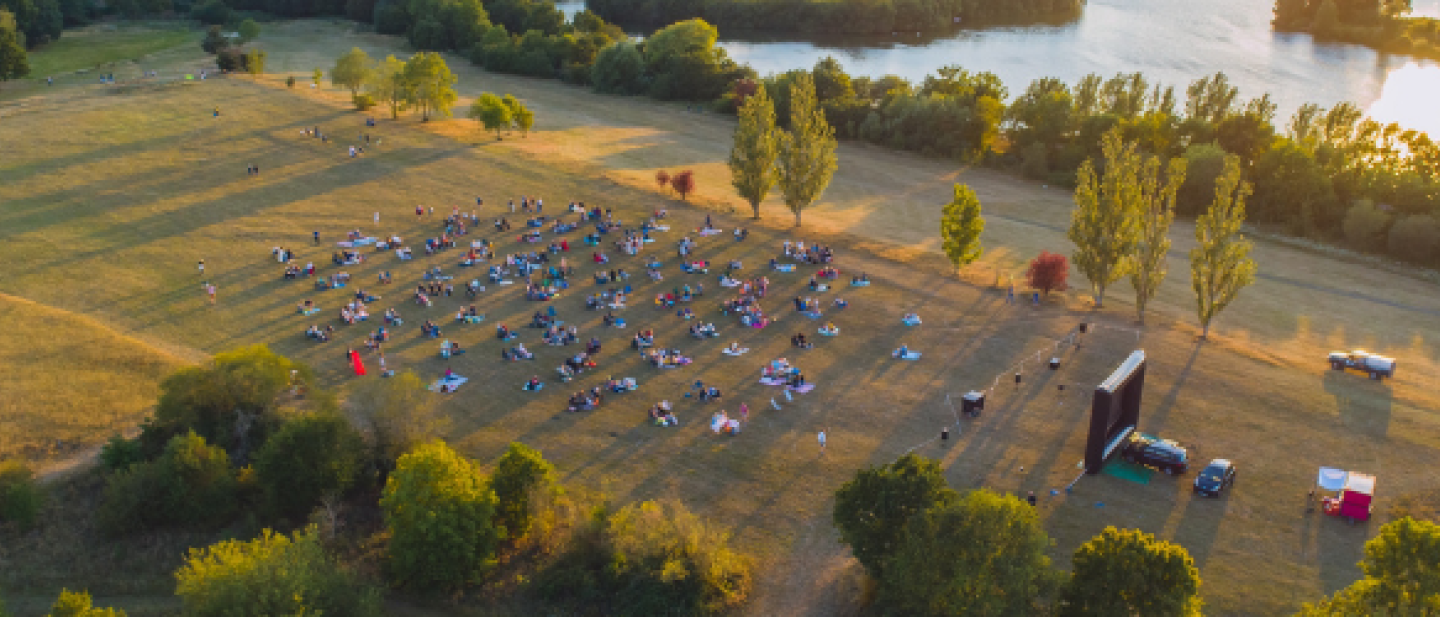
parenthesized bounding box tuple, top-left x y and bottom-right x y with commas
(825, 452, 1440, 616)
(585, 0, 1081, 35)
(0, 345, 752, 615)
(1273, 0, 1440, 62)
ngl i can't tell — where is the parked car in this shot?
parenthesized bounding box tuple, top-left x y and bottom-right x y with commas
(1328, 349, 1396, 380)
(1120, 433, 1189, 475)
(1193, 459, 1236, 497)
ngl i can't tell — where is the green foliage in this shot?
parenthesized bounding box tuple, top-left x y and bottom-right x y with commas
(344, 370, 446, 476)
(1189, 154, 1257, 338)
(285, 75, 295, 88)
(403, 51, 458, 120)
(469, 92, 513, 138)
(1387, 214, 1440, 265)
(1176, 142, 1229, 216)
(729, 84, 781, 219)
(878, 489, 1058, 616)
(46, 589, 126, 617)
(175, 527, 382, 617)
(640, 18, 748, 101)
(1250, 138, 1337, 233)
(1298, 517, 1440, 615)
(590, 41, 645, 95)
(142, 345, 308, 462)
(585, 0, 1063, 34)
(98, 432, 238, 536)
(1069, 129, 1145, 307)
(1060, 526, 1202, 617)
(0, 9, 28, 86)
(1343, 200, 1391, 252)
(245, 49, 266, 76)
(237, 18, 260, 43)
(500, 93, 534, 136)
(832, 453, 957, 577)
(311, 67, 322, 86)
(100, 434, 144, 471)
(254, 414, 365, 520)
(776, 73, 838, 226)
(940, 183, 985, 272)
(1, 0, 60, 47)
(189, 0, 230, 24)
(0, 459, 43, 530)
(200, 24, 228, 54)
(368, 54, 409, 119)
(381, 440, 501, 591)
(490, 442, 555, 541)
(352, 92, 376, 110)
(1129, 156, 1186, 322)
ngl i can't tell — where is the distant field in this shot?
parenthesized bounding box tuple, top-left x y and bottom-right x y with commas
(1, 21, 1439, 616)
(26, 26, 195, 78)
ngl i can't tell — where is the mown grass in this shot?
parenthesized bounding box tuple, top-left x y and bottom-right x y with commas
(0, 25, 1438, 616)
(26, 26, 195, 78)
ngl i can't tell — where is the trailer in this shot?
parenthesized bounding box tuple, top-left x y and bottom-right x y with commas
(1327, 349, 1396, 380)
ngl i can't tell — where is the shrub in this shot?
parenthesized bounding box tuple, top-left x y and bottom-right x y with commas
(254, 414, 365, 520)
(1386, 214, 1440, 264)
(1342, 200, 1390, 252)
(490, 442, 555, 541)
(216, 48, 246, 72)
(670, 169, 696, 200)
(99, 434, 144, 471)
(1019, 141, 1049, 180)
(98, 432, 237, 536)
(382, 441, 501, 592)
(1176, 143, 1228, 216)
(286, 75, 296, 88)
(353, 93, 376, 110)
(1026, 250, 1069, 296)
(45, 589, 126, 617)
(175, 527, 382, 617)
(0, 460, 43, 531)
(200, 24, 229, 54)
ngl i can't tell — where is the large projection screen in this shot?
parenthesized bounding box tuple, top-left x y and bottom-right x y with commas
(1084, 350, 1146, 474)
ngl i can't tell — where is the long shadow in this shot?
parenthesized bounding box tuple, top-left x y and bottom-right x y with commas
(1323, 369, 1394, 439)
(1147, 339, 1202, 429)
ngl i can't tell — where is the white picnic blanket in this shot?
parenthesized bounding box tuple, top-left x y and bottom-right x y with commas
(429, 375, 469, 392)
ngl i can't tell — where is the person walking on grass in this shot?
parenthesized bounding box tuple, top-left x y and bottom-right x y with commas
(205, 282, 216, 304)
(818, 428, 827, 454)
(198, 259, 205, 276)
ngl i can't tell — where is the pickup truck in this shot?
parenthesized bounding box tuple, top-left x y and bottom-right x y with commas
(1328, 350, 1396, 380)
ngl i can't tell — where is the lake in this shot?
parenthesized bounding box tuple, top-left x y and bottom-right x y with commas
(555, 0, 1440, 136)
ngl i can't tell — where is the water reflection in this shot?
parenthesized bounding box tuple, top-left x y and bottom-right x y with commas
(553, 0, 1439, 134)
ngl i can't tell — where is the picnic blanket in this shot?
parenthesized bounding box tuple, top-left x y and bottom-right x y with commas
(895, 351, 922, 360)
(429, 374, 468, 392)
(299, 307, 321, 316)
(902, 317, 922, 326)
(786, 384, 816, 394)
(720, 278, 743, 288)
(699, 228, 723, 237)
(801, 311, 824, 319)
(850, 280, 871, 287)
(774, 264, 796, 272)
(353, 237, 378, 246)
(722, 347, 750, 356)
(818, 328, 839, 336)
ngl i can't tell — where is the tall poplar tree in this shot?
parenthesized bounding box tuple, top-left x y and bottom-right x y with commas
(369, 54, 410, 120)
(1190, 155, 1257, 338)
(0, 9, 30, 90)
(1129, 156, 1186, 323)
(1069, 128, 1144, 308)
(775, 73, 837, 227)
(940, 183, 985, 274)
(729, 84, 780, 220)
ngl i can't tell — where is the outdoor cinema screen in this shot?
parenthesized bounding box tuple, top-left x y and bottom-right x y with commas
(1084, 349, 1146, 474)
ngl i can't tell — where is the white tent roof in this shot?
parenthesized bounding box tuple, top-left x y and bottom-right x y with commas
(1345, 472, 1376, 495)
(1317, 467, 1347, 491)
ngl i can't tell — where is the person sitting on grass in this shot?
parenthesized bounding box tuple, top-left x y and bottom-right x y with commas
(524, 376, 542, 391)
(791, 333, 813, 349)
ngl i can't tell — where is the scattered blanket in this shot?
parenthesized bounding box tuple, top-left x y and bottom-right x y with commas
(850, 280, 871, 287)
(699, 228, 722, 237)
(429, 375, 468, 392)
(902, 317, 922, 326)
(786, 383, 815, 394)
(818, 328, 839, 336)
(895, 351, 922, 360)
(722, 347, 750, 356)
(774, 264, 795, 272)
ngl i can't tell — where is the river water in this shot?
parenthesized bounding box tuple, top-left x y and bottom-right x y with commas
(556, 0, 1440, 136)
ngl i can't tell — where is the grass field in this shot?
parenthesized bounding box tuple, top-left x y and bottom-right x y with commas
(26, 25, 195, 79)
(1, 22, 1439, 616)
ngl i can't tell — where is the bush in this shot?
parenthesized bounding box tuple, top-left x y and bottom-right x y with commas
(1176, 143, 1228, 216)
(98, 432, 238, 536)
(175, 527, 382, 617)
(1019, 141, 1049, 180)
(1386, 214, 1440, 264)
(200, 24, 229, 54)
(490, 442, 555, 541)
(216, 48, 246, 71)
(192, 0, 232, 26)
(0, 460, 44, 531)
(99, 434, 144, 471)
(382, 441, 501, 592)
(352, 92, 376, 110)
(46, 589, 126, 617)
(286, 75, 296, 88)
(590, 41, 645, 95)
(1342, 200, 1390, 252)
(254, 414, 365, 520)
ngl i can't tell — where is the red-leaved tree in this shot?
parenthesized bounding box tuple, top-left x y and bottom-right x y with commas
(671, 170, 696, 201)
(655, 170, 671, 194)
(1027, 251, 1069, 296)
(732, 78, 759, 106)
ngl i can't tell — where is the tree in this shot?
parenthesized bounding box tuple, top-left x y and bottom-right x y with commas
(200, 24, 228, 54)
(879, 489, 1058, 616)
(468, 92, 513, 139)
(404, 52, 458, 121)
(670, 169, 695, 200)
(254, 414, 365, 520)
(1060, 527, 1202, 617)
(655, 169, 670, 193)
(344, 370, 446, 477)
(1343, 200, 1390, 252)
(0, 460, 42, 531)
(1069, 128, 1144, 308)
(490, 442, 555, 541)
(245, 49, 266, 77)
(45, 589, 126, 617)
(0, 9, 30, 89)
(832, 453, 957, 578)
(1027, 251, 1070, 296)
(512, 100, 534, 136)
(1298, 517, 1440, 615)
(1189, 154, 1257, 338)
(1129, 156, 1186, 323)
(237, 18, 260, 43)
(98, 432, 238, 536)
(175, 527, 382, 617)
(590, 40, 645, 95)
(369, 54, 410, 119)
(1176, 143, 1229, 216)
(190, 0, 231, 25)
(775, 73, 838, 227)
(940, 183, 985, 274)
(1388, 214, 1440, 264)
(382, 441, 501, 591)
(729, 83, 780, 219)
(331, 47, 374, 97)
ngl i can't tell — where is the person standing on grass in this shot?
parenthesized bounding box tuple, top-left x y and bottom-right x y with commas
(205, 283, 216, 304)
(818, 429, 827, 454)
(739, 402, 749, 423)
(198, 260, 205, 276)
(313, 230, 320, 245)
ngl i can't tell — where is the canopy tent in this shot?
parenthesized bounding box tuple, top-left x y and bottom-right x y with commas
(1316, 467, 1375, 522)
(1316, 467, 1347, 492)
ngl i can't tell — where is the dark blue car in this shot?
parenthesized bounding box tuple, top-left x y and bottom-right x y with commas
(1192, 459, 1237, 497)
